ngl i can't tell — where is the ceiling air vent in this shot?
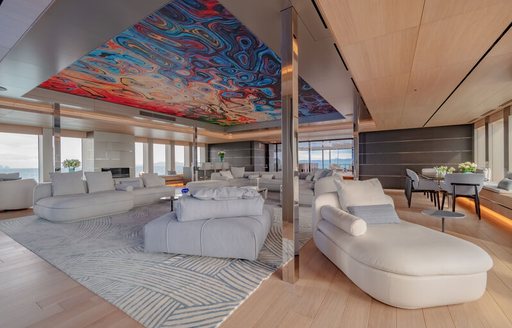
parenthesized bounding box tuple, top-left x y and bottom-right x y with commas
(311, 0, 328, 29)
(139, 111, 176, 122)
(333, 43, 348, 71)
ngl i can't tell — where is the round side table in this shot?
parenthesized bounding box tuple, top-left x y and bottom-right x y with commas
(421, 209, 465, 232)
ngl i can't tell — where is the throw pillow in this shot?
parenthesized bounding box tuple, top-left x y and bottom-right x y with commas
(117, 178, 143, 189)
(141, 173, 165, 188)
(248, 174, 260, 180)
(305, 174, 314, 182)
(333, 176, 390, 210)
(313, 169, 327, 181)
(506, 172, 512, 180)
(115, 184, 134, 192)
(50, 171, 86, 196)
(219, 170, 234, 179)
(230, 166, 245, 178)
(320, 205, 367, 236)
(497, 178, 512, 191)
(84, 171, 115, 193)
(261, 173, 274, 180)
(347, 204, 401, 224)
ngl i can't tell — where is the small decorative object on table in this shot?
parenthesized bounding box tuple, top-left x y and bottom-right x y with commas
(63, 159, 80, 172)
(458, 161, 477, 173)
(217, 151, 225, 162)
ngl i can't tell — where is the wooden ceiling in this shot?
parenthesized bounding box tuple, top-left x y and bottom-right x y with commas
(317, 0, 512, 130)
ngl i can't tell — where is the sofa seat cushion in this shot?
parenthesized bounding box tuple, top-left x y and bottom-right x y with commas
(317, 219, 493, 276)
(36, 190, 132, 209)
(131, 186, 173, 197)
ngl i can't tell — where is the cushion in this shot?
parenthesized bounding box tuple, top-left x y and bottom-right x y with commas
(313, 169, 327, 181)
(497, 178, 512, 191)
(175, 196, 264, 222)
(141, 173, 165, 188)
(347, 204, 401, 224)
(231, 167, 245, 178)
(506, 172, 512, 179)
(50, 172, 86, 196)
(320, 205, 367, 236)
(0, 172, 20, 181)
(333, 177, 389, 210)
(219, 170, 234, 179)
(273, 171, 283, 180)
(261, 173, 274, 180)
(115, 184, 134, 192)
(305, 174, 314, 182)
(248, 174, 260, 180)
(84, 171, 115, 194)
(116, 178, 143, 189)
(192, 187, 260, 200)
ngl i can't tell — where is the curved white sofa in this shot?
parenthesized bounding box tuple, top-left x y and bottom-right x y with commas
(312, 177, 493, 309)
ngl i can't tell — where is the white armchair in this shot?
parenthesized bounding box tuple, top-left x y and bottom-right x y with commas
(0, 179, 37, 211)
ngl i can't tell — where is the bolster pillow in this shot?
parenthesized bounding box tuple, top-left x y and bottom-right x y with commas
(176, 196, 264, 222)
(320, 205, 367, 236)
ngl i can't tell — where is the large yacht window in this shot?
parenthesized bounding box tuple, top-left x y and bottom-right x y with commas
(175, 145, 185, 174)
(0, 132, 39, 181)
(61, 137, 82, 172)
(153, 143, 166, 175)
(135, 142, 144, 176)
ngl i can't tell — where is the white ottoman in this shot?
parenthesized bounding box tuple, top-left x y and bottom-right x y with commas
(144, 206, 272, 260)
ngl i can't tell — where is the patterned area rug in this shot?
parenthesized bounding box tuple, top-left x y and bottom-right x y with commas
(0, 203, 312, 328)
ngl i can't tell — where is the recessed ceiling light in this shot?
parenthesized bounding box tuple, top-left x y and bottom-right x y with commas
(0, 86, 7, 92)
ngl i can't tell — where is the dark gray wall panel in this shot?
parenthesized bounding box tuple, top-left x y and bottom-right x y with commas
(359, 125, 473, 189)
(208, 141, 268, 171)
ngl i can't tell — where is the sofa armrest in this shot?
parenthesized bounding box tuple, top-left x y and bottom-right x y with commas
(33, 183, 52, 204)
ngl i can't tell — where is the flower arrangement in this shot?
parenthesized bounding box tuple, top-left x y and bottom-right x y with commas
(217, 151, 225, 162)
(458, 161, 477, 173)
(434, 166, 455, 176)
(63, 159, 80, 172)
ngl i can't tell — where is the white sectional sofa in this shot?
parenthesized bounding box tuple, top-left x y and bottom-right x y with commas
(312, 176, 493, 309)
(33, 172, 174, 222)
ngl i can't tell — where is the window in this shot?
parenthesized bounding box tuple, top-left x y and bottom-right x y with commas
(0, 132, 39, 181)
(310, 141, 323, 170)
(153, 143, 166, 175)
(135, 142, 144, 176)
(299, 142, 310, 172)
(61, 137, 82, 172)
(175, 145, 185, 174)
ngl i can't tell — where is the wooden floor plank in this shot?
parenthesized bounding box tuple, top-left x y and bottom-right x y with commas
(397, 308, 426, 328)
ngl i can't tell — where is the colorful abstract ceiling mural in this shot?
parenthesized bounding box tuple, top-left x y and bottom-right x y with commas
(40, 0, 341, 126)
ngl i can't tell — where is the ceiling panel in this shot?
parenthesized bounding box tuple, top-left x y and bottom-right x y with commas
(317, 0, 512, 130)
(426, 29, 512, 126)
(39, 0, 340, 127)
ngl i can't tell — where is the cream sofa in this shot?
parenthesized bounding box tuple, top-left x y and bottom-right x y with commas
(0, 178, 37, 211)
(33, 174, 174, 222)
(312, 176, 493, 309)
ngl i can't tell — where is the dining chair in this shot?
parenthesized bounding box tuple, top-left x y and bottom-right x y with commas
(441, 173, 485, 219)
(405, 169, 440, 208)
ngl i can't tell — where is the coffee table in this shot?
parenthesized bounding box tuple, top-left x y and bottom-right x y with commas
(421, 209, 465, 232)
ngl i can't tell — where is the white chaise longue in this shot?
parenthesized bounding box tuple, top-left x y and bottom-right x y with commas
(312, 176, 493, 309)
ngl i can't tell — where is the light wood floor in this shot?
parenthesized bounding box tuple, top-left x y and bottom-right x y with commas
(1, 191, 512, 328)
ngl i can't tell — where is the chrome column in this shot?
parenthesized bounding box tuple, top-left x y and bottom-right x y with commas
(192, 125, 198, 181)
(53, 103, 61, 172)
(281, 6, 299, 283)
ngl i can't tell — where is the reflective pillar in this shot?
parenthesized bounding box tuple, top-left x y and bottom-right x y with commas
(53, 103, 61, 172)
(192, 126, 198, 181)
(281, 6, 299, 283)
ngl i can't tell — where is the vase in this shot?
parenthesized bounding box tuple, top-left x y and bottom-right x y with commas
(68, 167, 75, 173)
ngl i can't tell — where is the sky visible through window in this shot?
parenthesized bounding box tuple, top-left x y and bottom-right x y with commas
(0, 132, 39, 180)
